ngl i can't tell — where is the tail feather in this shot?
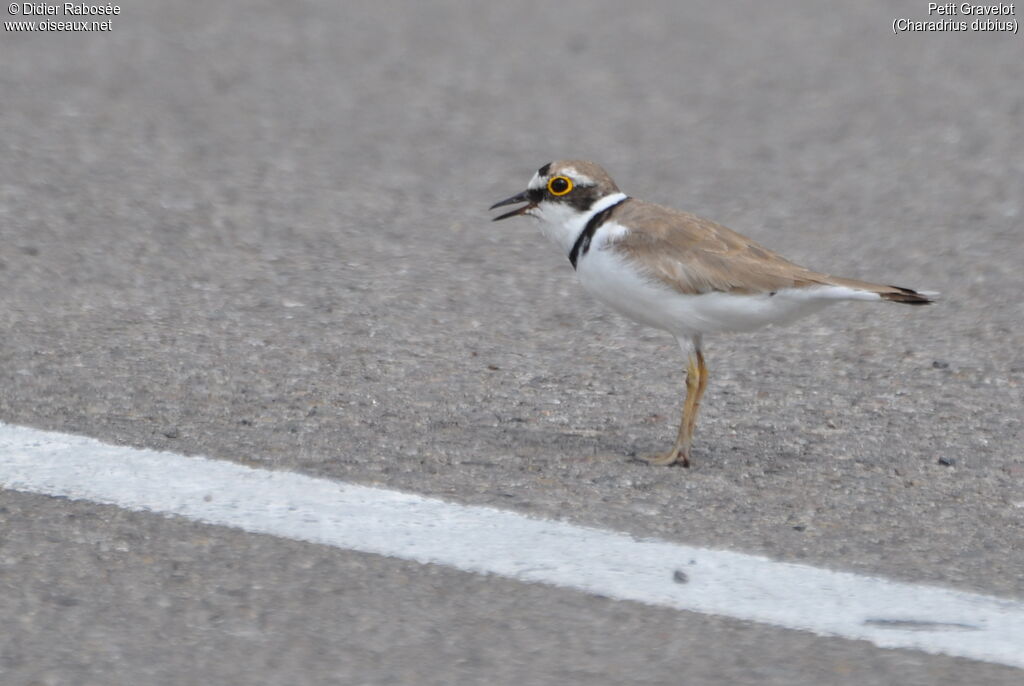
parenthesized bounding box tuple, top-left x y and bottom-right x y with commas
(823, 275, 937, 305)
(878, 285, 935, 306)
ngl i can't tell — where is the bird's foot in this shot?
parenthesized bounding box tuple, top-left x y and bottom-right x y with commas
(640, 447, 691, 468)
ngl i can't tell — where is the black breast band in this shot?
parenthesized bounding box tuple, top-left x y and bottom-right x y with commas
(568, 196, 630, 270)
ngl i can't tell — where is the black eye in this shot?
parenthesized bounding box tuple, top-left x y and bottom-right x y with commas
(547, 176, 573, 196)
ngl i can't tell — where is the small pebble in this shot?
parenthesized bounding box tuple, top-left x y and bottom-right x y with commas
(932, 360, 949, 369)
(673, 570, 689, 584)
(937, 456, 956, 467)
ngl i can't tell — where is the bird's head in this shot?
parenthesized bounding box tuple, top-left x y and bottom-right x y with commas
(490, 160, 621, 225)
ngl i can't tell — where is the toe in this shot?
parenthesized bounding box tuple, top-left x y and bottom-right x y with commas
(642, 449, 681, 466)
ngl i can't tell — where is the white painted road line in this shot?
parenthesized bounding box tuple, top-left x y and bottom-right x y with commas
(1, 422, 1022, 669)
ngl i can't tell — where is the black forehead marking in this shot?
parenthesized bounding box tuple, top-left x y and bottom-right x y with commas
(537, 162, 552, 177)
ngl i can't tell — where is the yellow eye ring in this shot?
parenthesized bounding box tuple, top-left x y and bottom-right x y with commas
(547, 175, 573, 196)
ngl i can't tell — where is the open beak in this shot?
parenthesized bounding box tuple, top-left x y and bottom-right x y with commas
(489, 190, 536, 221)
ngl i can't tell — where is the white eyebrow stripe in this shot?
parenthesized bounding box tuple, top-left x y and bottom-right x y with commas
(558, 167, 595, 186)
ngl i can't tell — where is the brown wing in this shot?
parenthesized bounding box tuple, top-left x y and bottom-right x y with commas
(607, 200, 830, 295)
(607, 200, 933, 304)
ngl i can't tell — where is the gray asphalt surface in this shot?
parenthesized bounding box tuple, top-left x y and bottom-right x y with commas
(2, 1, 1022, 684)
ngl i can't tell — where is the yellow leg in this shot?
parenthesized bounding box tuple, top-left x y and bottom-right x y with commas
(644, 347, 708, 467)
(687, 349, 709, 440)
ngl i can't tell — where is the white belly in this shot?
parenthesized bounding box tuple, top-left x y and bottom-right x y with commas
(576, 243, 846, 338)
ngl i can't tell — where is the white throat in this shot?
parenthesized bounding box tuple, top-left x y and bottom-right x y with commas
(530, 191, 629, 256)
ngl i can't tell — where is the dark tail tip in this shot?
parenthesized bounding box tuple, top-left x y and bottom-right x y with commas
(880, 285, 935, 306)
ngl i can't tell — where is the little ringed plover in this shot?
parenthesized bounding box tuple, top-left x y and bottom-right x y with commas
(490, 160, 934, 467)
